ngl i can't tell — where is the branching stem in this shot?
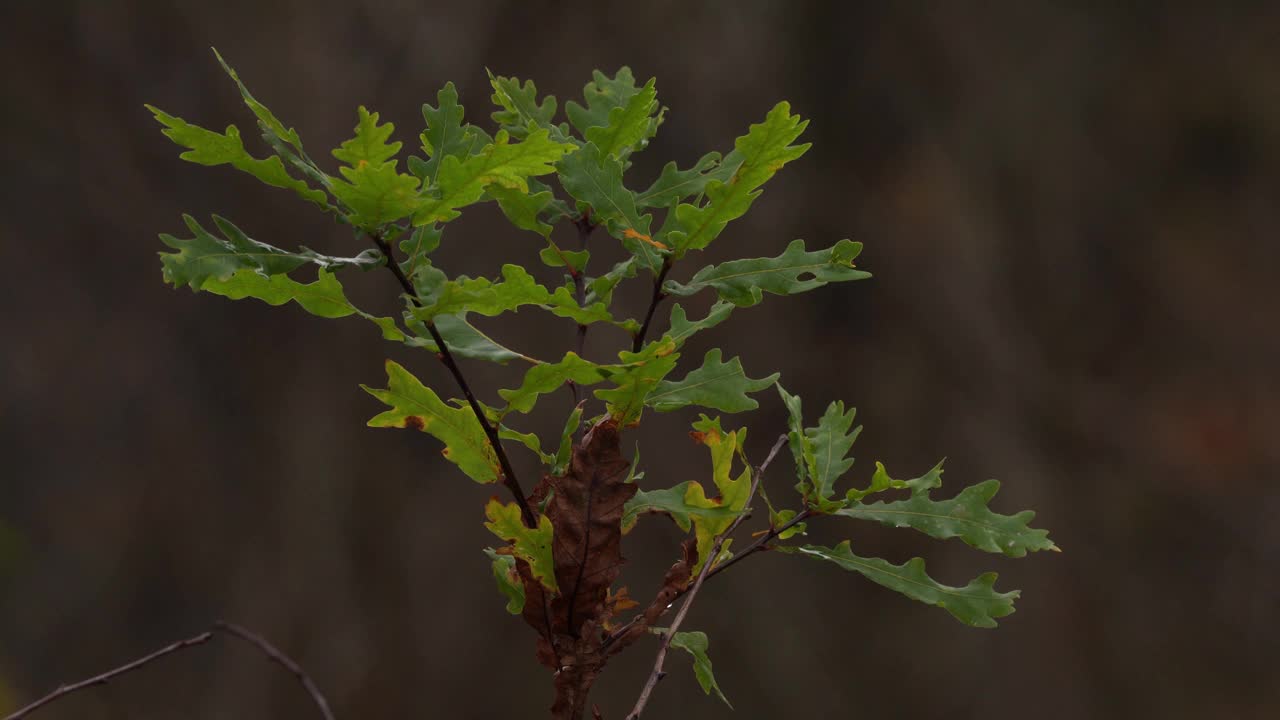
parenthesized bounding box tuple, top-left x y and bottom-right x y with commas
(5, 622, 333, 720)
(372, 233, 536, 528)
(624, 434, 790, 718)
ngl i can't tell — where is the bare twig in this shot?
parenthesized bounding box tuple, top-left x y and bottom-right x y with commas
(4, 632, 213, 720)
(702, 508, 809, 579)
(5, 622, 333, 720)
(624, 434, 789, 719)
(630, 257, 673, 353)
(215, 622, 335, 720)
(603, 435, 798, 654)
(372, 233, 537, 529)
(603, 505, 811, 653)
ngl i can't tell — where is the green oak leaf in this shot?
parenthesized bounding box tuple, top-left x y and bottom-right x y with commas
(595, 339, 680, 425)
(146, 105, 329, 208)
(845, 460, 943, 503)
(201, 267, 361, 319)
(499, 352, 615, 415)
(329, 106, 427, 228)
(415, 263, 548, 318)
(362, 360, 500, 483)
(583, 78, 659, 160)
(530, 176, 590, 268)
(646, 349, 779, 413)
(621, 481, 741, 534)
(782, 541, 1019, 628)
(414, 82, 491, 185)
(839, 474, 1057, 558)
(332, 105, 401, 166)
(626, 444, 645, 484)
(399, 224, 444, 276)
(544, 285, 616, 325)
(402, 313, 534, 365)
(587, 257, 640, 307)
(498, 424, 554, 466)
(565, 67, 644, 135)
(211, 48, 301, 152)
(484, 498, 558, 592)
(404, 263, 542, 364)
(413, 264, 613, 326)
(483, 548, 526, 614)
(686, 416, 751, 572)
(168, 247, 400, 339)
(666, 630, 731, 708)
(555, 142, 664, 272)
(208, 48, 337, 194)
(665, 238, 871, 307)
(663, 102, 811, 254)
(331, 162, 426, 229)
(804, 401, 861, 503)
(489, 185, 555, 238)
(777, 384, 814, 497)
(415, 128, 573, 224)
(636, 152, 732, 209)
(552, 404, 584, 475)
(487, 72, 566, 141)
(769, 508, 807, 540)
(666, 301, 735, 347)
(159, 214, 380, 290)
(539, 242, 590, 273)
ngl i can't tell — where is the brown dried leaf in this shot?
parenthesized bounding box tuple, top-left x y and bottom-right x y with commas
(546, 418, 637, 639)
(606, 538, 697, 658)
(502, 418, 641, 718)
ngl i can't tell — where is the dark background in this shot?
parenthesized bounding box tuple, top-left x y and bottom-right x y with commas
(2, 1, 1277, 718)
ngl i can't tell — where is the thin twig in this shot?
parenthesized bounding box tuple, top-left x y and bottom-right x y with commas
(215, 622, 336, 720)
(5, 623, 333, 720)
(630, 257, 673, 353)
(603, 506, 811, 653)
(701, 506, 810, 579)
(372, 234, 537, 528)
(4, 632, 213, 720)
(603, 435, 797, 654)
(624, 434, 789, 719)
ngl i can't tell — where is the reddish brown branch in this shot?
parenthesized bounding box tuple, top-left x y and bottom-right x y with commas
(604, 503, 811, 654)
(5, 622, 333, 720)
(372, 233, 537, 528)
(624, 434, 789, 719)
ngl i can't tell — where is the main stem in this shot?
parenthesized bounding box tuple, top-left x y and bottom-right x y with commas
(372, 233, 536, 529)
(568, 217, 593, 407)
(631, 257, 672, 353)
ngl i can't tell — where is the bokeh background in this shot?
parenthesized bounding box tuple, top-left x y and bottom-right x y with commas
(2, 1, 1278, 718)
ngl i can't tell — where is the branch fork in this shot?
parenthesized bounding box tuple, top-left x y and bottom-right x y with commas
(5, 622, 333, 720)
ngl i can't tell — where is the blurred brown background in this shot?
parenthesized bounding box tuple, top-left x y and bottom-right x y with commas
(2, 1, 1278, 718)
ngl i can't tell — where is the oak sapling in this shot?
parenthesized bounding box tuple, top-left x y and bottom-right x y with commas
(10, 51, 1058, 720)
